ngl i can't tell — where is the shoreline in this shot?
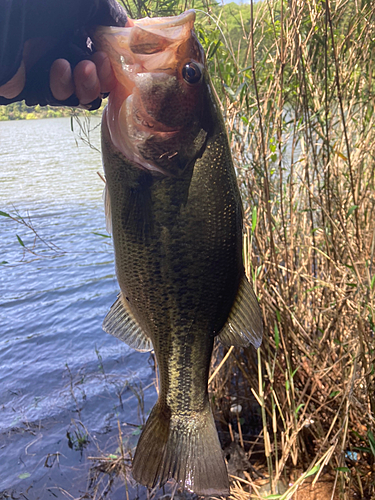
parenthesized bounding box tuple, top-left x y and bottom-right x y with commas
(0, 100, 105, 121)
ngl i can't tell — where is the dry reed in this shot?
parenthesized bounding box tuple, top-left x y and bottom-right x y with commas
(206, 0, 375, 498)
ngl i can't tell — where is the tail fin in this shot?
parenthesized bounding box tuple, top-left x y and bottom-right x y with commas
(132, 402, 230, 496)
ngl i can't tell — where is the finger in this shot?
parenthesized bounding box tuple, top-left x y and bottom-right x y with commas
(73, 60, 101, 105)
(91, 51, 117, 93)
(50, 59, 75, 101)
(0, 61, 26, 99)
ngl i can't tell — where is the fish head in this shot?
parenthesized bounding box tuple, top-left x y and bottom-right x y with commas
(94, 10, 212, 175)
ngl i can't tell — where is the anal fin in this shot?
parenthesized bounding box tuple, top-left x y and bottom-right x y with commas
(217, 275, 263, 349)
(103, 293, 153, 352)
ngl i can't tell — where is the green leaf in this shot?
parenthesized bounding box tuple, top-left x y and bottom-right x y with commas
(371, 274, 375, 290)
(336, 467, 350, 473)
(305, 464, 320, 477)
(367, 430, 375, 456)
(16, 235, 25, 247)
(108, 454, 118, 459)
(292, 367, 299, 377)
(234, 83, 245, 100)
(208, 40, 221, 59)
(223, 83, 235, 98)
(0, 211, 10, 217)
(329, 390, 340, 398)
(351, 430, 364, 441)
(274, 323, 280, 349)
(306, 285, 323, 293)
(18, 472, 31, 479)
(93, 232, 111, 238)
(346, 205, 358, 218)
(252, 206, 257, 233)
(0, 261, 8, 265)
(295, 403, 305, 415)
(353, 446, 371, 453)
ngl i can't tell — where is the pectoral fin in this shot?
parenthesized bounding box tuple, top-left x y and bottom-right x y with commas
(103, 293, 153, 352)
(218, 275, 263, 349)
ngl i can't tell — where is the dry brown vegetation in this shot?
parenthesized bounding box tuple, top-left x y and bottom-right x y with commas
(206, 0, 375, 498)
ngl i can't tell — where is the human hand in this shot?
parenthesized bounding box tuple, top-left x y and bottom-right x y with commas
(0, 0, 131, 109)
(50, 52, 117, 106)
(0, 53, 115, 108)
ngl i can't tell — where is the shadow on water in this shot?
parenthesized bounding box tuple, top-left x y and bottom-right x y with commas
(0, 117, 161, 498)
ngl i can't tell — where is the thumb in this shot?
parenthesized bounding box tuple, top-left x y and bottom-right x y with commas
(0, 61, 25, 99)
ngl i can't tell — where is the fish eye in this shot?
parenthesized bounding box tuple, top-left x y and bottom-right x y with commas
(182, 62, 202, 84)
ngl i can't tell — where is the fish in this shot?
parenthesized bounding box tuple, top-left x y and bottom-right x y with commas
(93, 10, 263, 496)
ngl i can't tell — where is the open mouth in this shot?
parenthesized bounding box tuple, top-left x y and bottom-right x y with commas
(93, 10, 200, 174)
(94, 10, 196, 84)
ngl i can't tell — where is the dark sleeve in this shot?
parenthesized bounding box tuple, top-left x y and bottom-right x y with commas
(0, 0, 27, 89)
(0, 0, 127, 109)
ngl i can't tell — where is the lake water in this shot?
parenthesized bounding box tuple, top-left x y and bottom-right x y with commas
(0, 117, 158, 498)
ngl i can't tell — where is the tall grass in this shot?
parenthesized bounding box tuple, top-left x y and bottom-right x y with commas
(203, 0, 375, 497)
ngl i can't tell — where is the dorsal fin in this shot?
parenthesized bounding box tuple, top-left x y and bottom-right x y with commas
(217, 275, 263, 349)
(103, 293, 153, 352)
(103, 183, 112, 235)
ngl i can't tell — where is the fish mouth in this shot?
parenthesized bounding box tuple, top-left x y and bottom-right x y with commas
(93, 10, 203, 174)
(95, 10, 196, 65)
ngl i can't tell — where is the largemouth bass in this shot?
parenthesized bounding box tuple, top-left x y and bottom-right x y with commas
(93, 10, 263, 496)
